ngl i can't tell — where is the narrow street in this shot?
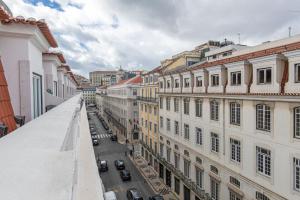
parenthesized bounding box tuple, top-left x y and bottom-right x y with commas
(87, 107, 155, 200)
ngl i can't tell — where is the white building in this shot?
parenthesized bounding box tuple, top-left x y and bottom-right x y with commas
(103, 76, 142, 142)
(157, 35, 300, 200)
(82, 87, 96, 105)
(0, 7, 78, 123)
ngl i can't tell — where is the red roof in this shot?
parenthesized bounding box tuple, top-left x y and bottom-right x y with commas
(114, 75, 142, 86)
(0, 3, 11, 20)
(0, 58, 16, 133)
(1, 17, 58, 48)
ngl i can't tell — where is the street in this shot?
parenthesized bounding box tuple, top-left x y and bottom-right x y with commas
(88, 107, 155, 200)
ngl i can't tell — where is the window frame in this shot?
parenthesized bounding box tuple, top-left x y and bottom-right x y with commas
(195, 127, 203, 145)
(256, 146, 271, 177)
(230, 138, 241, 163)
(257, 68, 272, 85)
(210, 100, 219, 121)
(294, 107, 300, 139)
(211, 74, 219, 86)
(231, 71, 242, 86)
(256, 104, 271, 132)
(230, 102, 241, 126)
(184, 78, 190, 88)
(211, 132, 219, 153)
(184, 124, 190, 140)
(195, 76, 203, 87)
(295, 63, 300, 83)
(195, 99, 203, 117)
(184, 98, 190, 115)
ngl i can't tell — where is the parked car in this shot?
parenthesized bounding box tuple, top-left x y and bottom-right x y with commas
(98, 160, 108, 172)
(91, 131, 97, 136)
(90, 127, 96, 131)
(114, 160, 125, 170)
(104, 191, 117, 200)
(148, 195, 164, 200)
(111, 135, 117, 141)
(93, 139, 99, 146)
(108, 129, 113, 134)
(120, 170, 131, 181)
(126, 188, 143, 200)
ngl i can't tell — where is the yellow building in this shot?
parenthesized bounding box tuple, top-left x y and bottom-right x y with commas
(138, 66, 161, 171)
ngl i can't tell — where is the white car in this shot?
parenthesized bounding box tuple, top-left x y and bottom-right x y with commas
(104, 191, 117, 200)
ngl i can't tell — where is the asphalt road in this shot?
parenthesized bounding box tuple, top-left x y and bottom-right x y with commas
(87, 107, 155, 200)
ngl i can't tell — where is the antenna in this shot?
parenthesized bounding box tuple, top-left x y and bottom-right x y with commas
(288, 26, 292, 37)
(238, 33, 241, 44)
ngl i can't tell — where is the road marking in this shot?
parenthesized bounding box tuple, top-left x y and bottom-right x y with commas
(100, 134, 110, 138)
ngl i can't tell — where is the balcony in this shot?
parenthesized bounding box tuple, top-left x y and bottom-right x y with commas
(137, 96, 158, 104)
(140, 140, 210, 200)
(0, 94, 105, 200)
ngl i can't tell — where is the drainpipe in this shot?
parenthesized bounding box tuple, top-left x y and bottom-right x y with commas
(247, 63, 253, 94)
(222, 98, 226, 156)
(280, 60, 289, 94)
(191, 70, 194, 94)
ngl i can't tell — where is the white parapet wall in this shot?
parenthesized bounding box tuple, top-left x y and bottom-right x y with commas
(0, 94, 104, 200)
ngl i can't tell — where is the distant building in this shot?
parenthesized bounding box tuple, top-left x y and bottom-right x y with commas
(89, 70, 120, 87)
(74, 74, 90, 89)
(82, 87, 96, 104)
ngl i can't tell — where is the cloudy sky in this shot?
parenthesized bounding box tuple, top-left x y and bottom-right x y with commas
(6, 0, 300, 77)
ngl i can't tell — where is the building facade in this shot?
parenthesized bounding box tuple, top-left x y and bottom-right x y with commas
(89, 70, 119, 87)
(82, 87, 96, 105)
(157, 35, 300, 200)
(102, 76, 142, 143)
(138, 66, 161, 171)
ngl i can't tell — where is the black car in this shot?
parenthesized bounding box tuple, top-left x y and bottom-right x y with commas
(111, 135, 117, 141)
(120, 170, 131, 181)
(91, 134, 99, 140)
(91, 131, 97, 136)
(114, 160, 125, 170)
(148, 195, 164, 200)
(93, 139, 99, 146)
(98, 160, 108, 172)
(126, 188, 143, 200)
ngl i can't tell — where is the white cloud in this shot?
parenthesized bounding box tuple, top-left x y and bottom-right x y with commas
(5, 0, 300, 77)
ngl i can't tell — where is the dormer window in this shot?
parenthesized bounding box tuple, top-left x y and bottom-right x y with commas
(175, 79, 179, 88)
(231, 71, 241, 86)
(195, 76, 203, 87)
(257, 68, 272, 84)
(167, 80, 171, 88)
(184, 78, 190, 87)
(211, 74, 219, 86)
(295, 63, 300, 83)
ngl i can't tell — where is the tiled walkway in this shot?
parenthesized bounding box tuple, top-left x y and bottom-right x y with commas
(129, 155, 178, 200)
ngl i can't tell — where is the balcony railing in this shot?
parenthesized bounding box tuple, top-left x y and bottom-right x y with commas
(140, 140, 211, 200)
(0, 95, 104, 200)
(137, 96, 158, 103)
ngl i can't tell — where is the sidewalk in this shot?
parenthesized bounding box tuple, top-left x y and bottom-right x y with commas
(129, 155, 178, 200)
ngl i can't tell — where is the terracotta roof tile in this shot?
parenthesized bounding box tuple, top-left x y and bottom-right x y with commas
(0, 58, 17, 133)
(1, 17, 58, 48)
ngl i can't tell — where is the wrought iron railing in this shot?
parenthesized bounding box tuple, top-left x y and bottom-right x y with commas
(137, 96, 158, 103)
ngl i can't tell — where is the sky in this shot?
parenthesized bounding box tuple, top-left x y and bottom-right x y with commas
(5, 0, 300, 77)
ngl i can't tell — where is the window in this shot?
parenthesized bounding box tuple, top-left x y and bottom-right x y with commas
(257, 68, 272, 84)
(154, 124, 157, 133)
(167, 148, 171, 162)
(175, 79, 180, 88)
(211, 74, 219, 86)
(33, 73, 43, 119)
(166, 97, 170, 111)
(195, 76, 203, 87)
(294, 157, 300, 191)
(210, 165, 218, 174)
(160, 143, 164, 157)
(184, 98, 190, 115)
(195, 128, 203, 145)
(167, 80, 171, 88)
(184, 159, 190, 177)
(294, 107, 300, 138)
(154, 107, 157, 115)
(256, 104, 271, 131)
(149, 122, 152, 131)
(230, 102, 241, 125)
(195, 167, 203, 188)
(195, 99, 202, 117)
(174, 177, 180, 195)
(133, 101, 137, 106)
(256, 146, 271, 177)
(145, 120, 148, 128)
(184, 78, 190, 87)
(230, 176, 240, 188)
(256, 192, 270, 200)
(184, 124, 189, 140)
(231, 71, 241, 85)
(53, 81, 58, 96)
(230, 138, 241, 163)
(229, 191, 242, 200)
(210, 100, 219, 121)
(296, 64, 300, 82)
(211, 178, 219, 200)
(174, 153, 180, 169)
(160, 81, 163, 89)
(141, 104, 143, 111)
(160, 97, 163, 109)
(141, 118, 144, 126)
(174, 98, 179, 112)
(211, 133, 219, 153)
(174, 121, 179, 135)
(145, 105, 147, 112)
(167, 118, 171, 131)
(160, 116, 163, 128)
(133, 89, 137, 95)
